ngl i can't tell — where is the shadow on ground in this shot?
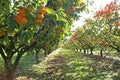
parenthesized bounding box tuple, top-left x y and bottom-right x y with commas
(14, 48, 120, 80)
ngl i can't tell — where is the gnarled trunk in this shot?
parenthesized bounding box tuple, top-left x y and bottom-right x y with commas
(4, 52, 24, 80)
(4, 58, 14, 80)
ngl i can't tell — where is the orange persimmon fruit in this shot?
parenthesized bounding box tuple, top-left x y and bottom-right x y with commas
(34, 19, 42, 24)
(37, 14, 44, 19)
(0, 32, 5, 37)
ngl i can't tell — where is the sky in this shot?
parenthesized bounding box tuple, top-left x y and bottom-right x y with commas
(72, 0, 119, 30)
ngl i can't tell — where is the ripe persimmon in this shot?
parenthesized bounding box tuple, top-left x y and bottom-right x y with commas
(18, 9, 26, 17)
(37, 14, 44, 19)
(15, 6, 27, 25)
(34, 19, 42, 24)
(39, 6, 47, 15)
(15, 15, 23, 24)
(0, 32, 5, 37)
(40, 5, 45, 9)
(21, 17, 28, 24)
(15, 16, 27, 25)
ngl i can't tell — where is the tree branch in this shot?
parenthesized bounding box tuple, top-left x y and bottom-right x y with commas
(0, 44, 7, 60)
(13, 42, 36, 71)
(33, 27, 44, 37)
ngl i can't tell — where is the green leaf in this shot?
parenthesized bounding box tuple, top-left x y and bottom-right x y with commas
(19, 30, 24, 42)
(4, 0, 10, 14)
(41, 0, 47, 4)
(59, 18, 68, 23)
(0, 0, 2, 12)
(46, 8, 55, 14)
(55, 14, 59, 19)
(4, 35, 10, 46)
(27, 31, 32, 43)
(9, 19, 16, 31)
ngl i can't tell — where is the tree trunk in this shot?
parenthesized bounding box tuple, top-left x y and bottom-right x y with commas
(117, 49, 120, 53)
(4, 58, 14, 80)
(44, 50, 47, 57)
(13, 52, 24, 73)
(35, 52, 40, 64)
(83, 49, 86, 53)
(48, 49, 52, 54)
(90, 48, 93, 55)
(80, 49, 82, 52)
(87, 49, 89, 54)
(100, 49, 103, 57)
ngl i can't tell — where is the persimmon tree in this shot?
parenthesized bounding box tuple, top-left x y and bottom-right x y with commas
(95, 0, 120, 29)
(63, 0, 119, 58)
(82, 19, 100, 54)
(101, 29, 120, 52)
(75, 28, 89, 53)
(95, 0, 120, 52)
(0, 0, 88, 79)
(68, 19, 99, 54)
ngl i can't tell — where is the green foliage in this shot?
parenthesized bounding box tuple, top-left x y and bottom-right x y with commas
(63, 0, 120, 54)
(0, 0, 87, 53)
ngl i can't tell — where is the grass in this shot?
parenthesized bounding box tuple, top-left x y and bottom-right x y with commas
(0, 55, 5, 72)
(0, 48, 120, 80)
